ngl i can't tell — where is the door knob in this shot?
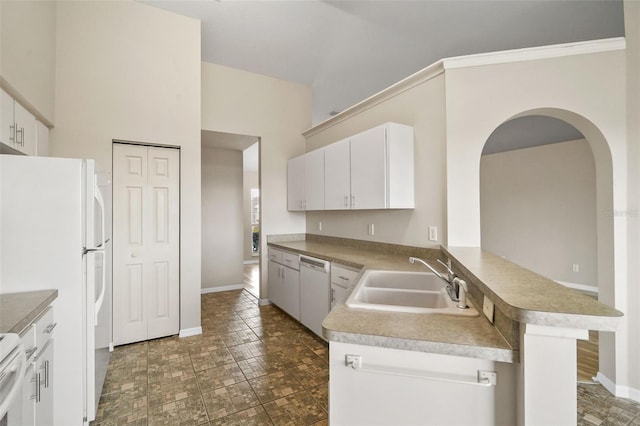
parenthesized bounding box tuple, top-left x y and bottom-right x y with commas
(131, 252, 137, 258)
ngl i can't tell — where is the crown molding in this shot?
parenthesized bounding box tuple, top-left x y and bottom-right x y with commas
(303, 37, 625, 138)
(442, 37, 626, 70)
(303, 61, 445, 138)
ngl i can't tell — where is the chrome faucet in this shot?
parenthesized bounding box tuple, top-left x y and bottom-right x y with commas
(409, 257, 469, 309)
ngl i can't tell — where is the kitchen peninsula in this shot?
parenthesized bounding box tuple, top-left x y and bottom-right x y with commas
(268, 234, 622, 425)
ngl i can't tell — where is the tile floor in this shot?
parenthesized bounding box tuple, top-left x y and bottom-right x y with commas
(92, 290, 328, 425)
(93, 288, 640, 425)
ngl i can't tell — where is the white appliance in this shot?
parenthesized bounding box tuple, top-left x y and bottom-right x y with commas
(299, 255, 331, 338)
(0, 155, 111, 425)
(0, 333, 26, 425)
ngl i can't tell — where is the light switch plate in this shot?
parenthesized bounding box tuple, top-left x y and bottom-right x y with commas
(428, 226, 438, 242)
(482, 296, 495, 324)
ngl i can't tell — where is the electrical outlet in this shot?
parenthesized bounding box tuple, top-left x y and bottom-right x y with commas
(428, 226, 438, 242)
(482, 296, 495, 324)
(368, 223, 375, 235)
(572, 264, 579, 272)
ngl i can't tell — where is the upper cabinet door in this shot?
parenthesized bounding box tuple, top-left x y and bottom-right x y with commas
(14, 101, 36, 156)
(350, 126, 387, 210)
(324, 138, 351, 210)
(304, 148, 325, 210)
(1, 88, 15, 147)
(287, 155, 305, 211)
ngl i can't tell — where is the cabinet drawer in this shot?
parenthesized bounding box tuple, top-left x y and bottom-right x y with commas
(331, 264, 361, 287)
(20, 323, 37, 361)
(268, 248, 283, 263)
(35, 307, 55, 353)
(281, 252, 300, 271)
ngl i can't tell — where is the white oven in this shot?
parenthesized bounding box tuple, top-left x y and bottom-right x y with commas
(0, 333, 26, 426)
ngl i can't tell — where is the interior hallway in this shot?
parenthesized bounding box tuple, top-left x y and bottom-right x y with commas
(91, 289, 640, 425)
(244, 263, 259, 298)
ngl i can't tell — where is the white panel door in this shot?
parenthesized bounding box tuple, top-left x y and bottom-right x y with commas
(113, 144, 180, 345)
(350, 125, 387, 209)
(146, 147, 180, 340)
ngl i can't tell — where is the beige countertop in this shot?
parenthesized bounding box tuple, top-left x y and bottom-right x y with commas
(268, 238, 515, 363)
(443, 246, 623, 330)
(270, 236, 623, 362)
(0, 289, 58, 334)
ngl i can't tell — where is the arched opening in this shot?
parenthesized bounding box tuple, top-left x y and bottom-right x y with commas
(477, 108, 616, 385)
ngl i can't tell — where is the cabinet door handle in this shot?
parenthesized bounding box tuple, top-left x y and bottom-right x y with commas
(344, 195, 348, 208)
(331, 288, 335, 303)
(25, 347, 38, 360)
(338, 275, 349, 281)
(31, 372, 41, 402)
(44, 322, 57, 334)
(351, 195, 355, 208)
(40, 360, 50, 388)
(9, 124, 15, 142)
(16, 126, 24, 146)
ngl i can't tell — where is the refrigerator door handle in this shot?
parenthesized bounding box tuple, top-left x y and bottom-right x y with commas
(94, 176, 106, 248)
(94, 251, 106, 326)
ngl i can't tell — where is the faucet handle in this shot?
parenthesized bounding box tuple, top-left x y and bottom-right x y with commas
(436, 259, 455, 276)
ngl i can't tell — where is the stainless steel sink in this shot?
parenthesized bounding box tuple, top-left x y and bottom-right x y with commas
(345, 270, 479, 316)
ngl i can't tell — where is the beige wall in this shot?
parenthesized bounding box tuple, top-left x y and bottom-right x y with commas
(201, 146, 244, 289)
(444, 48, 630, 395)
(480, 139, 597, 290)
(51, 1, 202, 332)
(305, 74, 447, 248)
(0, 0, 56, 124)
(201, 62, 312, 299)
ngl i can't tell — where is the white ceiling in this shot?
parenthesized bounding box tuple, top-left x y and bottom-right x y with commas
(142, 0, 624, 126)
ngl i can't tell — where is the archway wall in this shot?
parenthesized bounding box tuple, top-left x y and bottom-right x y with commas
(444, 46, 632, 392)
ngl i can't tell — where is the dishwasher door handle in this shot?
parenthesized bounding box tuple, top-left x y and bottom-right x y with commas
(299, 256, 330, 273)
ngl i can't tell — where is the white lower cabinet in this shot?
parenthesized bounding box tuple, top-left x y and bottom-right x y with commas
(330, 264, 360, 309)
(20, 361, 36, 425)
(268, 249, 300, 320)
(329, 341, 516, 426)
(18, 307, 55, 426)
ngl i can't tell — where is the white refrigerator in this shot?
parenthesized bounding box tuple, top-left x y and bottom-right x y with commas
(0, 154, 112, 425)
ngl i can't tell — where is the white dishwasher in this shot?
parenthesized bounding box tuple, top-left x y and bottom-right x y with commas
(299, 255, 331, 339)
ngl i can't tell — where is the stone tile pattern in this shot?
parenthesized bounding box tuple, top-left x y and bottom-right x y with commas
(578, 383, 640, 426)
(91, 290, 328, 425)
(91, 289, 640, 426)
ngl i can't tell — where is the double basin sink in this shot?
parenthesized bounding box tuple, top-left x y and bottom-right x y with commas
(345, 270, 479, 316)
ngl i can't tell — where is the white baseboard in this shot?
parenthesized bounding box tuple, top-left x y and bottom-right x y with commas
(201, 284, 245, 294)
(179, 326, 202, 338)
(595, 372, 640, 403)
(258, 298, 271, 306)
(556, 280, 598, 295)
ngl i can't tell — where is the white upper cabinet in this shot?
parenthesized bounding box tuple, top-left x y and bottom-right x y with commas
(1, 87, 37, 155)
(350, 125, 388, 209)
(304, 148, 325, 210)
(324, 138, 351, 210)
(290, 122, 414, 211)
(288, 149, 326, 211)
(14, 101, 36, 155)
(1, 88, 16, 148)
(287, 155, 306, 211)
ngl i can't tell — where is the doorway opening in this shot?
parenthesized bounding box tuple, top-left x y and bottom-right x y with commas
(478, 112, 613, 384)
(201, 131, 261, 298)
